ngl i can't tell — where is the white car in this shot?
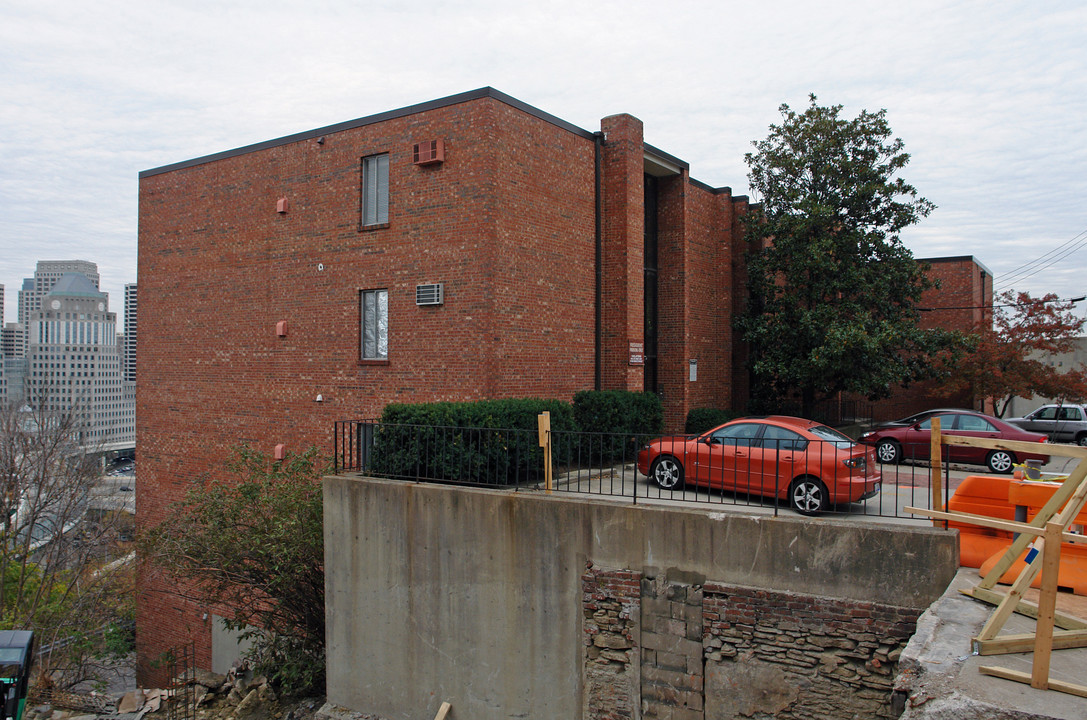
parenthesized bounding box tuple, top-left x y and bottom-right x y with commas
(1006, 404, 1087, 446)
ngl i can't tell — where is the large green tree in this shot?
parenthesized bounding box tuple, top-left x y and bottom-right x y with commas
(740, 95, 960, 416)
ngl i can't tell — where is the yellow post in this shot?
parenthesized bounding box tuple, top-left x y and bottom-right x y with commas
(538, 411, 553, 494)
(931, 417, 943, 523)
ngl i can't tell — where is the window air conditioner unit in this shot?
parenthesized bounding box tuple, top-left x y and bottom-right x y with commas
(413, 139, 445, 165)
(416, 283, 444, 306)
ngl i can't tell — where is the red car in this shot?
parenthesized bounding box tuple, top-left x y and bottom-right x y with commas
(859, 409, 1049, 474)
(636, 416, 881, 515)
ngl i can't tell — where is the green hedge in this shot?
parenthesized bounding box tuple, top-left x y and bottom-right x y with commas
(366, 393, 667, 484)
(572, 390, 663, 435)
(685, 407, 741, 435)
(367, 398, 575, 485)
(567, 390, 664, 465)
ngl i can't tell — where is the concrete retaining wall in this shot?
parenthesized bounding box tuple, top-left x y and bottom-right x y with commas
(323, 475, 958, 719)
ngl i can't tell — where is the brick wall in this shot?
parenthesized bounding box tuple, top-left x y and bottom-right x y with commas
(919, 256, 992, 333)
(135, 87, 812, 681)
(864, 256, 992, 421)
(137, 93, 606, 680)
(599, 114, 646, 392)
(583, 567, 640, 720)
(664, 181, 742, 431)
(702, 583, 919, 719)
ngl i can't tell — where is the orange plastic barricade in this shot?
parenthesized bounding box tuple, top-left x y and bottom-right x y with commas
(976, 480, 1087, 594)
(947, 475, 1018, 568)
(949, 476, 1087, 594)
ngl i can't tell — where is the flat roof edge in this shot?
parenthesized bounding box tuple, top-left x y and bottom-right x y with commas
(918, 255, 994, 276)
(139, 87, 595, 178)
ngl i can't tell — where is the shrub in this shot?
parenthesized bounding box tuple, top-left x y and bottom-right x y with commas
(368, 398, 576, 485)
(685, 407, 741, 434)
(568, 391, 664, 465)
(140, 446, 326, 696)
(572, 390, 663, 435)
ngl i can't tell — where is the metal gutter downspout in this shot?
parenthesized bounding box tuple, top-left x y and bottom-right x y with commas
(593, 131, 604, 390)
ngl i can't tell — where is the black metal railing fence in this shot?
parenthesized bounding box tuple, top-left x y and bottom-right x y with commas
(334, 420, 953, 519)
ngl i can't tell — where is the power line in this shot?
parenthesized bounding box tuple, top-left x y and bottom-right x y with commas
(994, 228, 1087, 291)
(998, 228, 1087, 279)
(919, 295, 1086, 312)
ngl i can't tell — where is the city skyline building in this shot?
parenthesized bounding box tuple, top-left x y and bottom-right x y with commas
(17, 260, 101, 357)
(24, 271, 134, 447)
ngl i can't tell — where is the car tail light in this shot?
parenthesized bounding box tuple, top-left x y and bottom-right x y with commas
(844, 455, 866, 470)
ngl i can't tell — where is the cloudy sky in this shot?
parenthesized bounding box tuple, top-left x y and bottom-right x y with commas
(2, 0, 1086, 325)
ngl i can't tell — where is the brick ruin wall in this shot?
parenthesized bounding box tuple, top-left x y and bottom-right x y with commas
(583, 566, 920, 720)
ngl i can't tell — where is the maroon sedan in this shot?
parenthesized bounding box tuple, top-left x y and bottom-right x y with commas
(859, 409, 1049, 474)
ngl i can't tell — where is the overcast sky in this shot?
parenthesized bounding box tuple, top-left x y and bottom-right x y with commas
(3, 0, 1086, 325)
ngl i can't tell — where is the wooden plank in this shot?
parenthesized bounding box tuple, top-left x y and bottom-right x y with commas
(974, 629, 1087, 655)
(938, 435, 1087, 458)
(977, 465, 1087, 591)
(1053, 470, 1087, 528)
(433, 701, 451, 720)
(976, 527, 1051, 642)
(1031, 521, 1063, 688)
(979, 665, 1087, 699)
(961, 586, 1087, 630)
(904, 506, 1043, 536)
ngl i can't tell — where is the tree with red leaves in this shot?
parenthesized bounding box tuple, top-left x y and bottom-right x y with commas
(944, 290, 1087, 416)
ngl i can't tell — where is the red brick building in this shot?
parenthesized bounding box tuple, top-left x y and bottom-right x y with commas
(136, 87, 753, 677)
(136, 88, 990, 677)
(861, 255, 993, 421)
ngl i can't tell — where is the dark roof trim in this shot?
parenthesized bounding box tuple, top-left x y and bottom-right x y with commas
(688, 177, 741, 196)
(140, 87, 596, 178)
(918, 255, 994, 276)
(644, 142, 739, 196)
(644, 142, 688, 173)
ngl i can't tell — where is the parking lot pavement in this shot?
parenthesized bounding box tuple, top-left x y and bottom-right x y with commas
(580, 457, 1087, 525)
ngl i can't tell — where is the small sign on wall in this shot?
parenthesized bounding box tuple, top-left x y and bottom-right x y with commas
(629, 342, 644, 366)
(689, 359, 697, 382)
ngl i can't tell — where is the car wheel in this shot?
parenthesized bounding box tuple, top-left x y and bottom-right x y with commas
(986, 450, 1015, 474)
(1077, 434, 1087, 447)
(789, 476, 828, 516)
(875, 440, 901, 464)
(649, 456, 684, 490)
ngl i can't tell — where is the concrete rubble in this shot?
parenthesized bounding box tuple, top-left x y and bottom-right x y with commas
(22, 664, 382, 720)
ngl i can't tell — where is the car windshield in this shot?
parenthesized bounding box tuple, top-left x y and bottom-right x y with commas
(807, 424, 854, 448)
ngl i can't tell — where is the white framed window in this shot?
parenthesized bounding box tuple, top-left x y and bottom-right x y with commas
(360, 289, 388, 361)
(360, 153, 389, 227)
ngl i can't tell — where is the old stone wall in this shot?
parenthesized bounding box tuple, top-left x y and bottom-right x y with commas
(583, 568, 640, 720)
(581, 566, 920, 720)
(702, 583, 918, 719)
